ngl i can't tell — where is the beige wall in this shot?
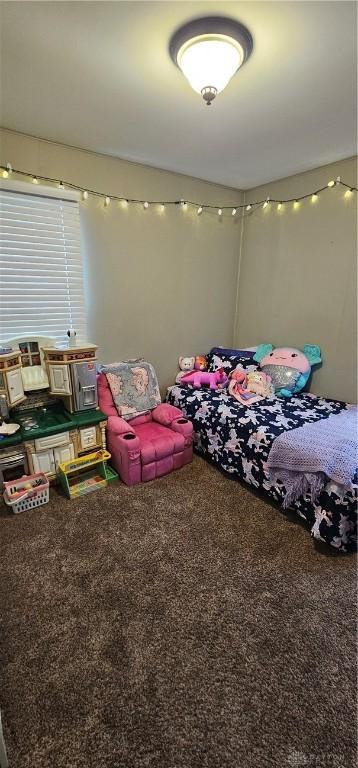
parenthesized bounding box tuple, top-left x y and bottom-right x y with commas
(0, 129, 243, 391)
(1, 129, 357, 402)
(235, 157, 357, 402)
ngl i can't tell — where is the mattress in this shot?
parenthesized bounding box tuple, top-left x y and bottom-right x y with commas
(166, 385, 357, 552)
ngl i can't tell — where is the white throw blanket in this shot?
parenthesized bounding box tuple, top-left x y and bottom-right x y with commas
(267, 406, 358, 507)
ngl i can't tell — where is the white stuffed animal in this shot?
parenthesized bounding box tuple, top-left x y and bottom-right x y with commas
(176, 356, 195, 384)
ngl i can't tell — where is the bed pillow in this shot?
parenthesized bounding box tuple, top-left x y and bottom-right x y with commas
(209, 347, 256, 357)
(207, 349, 256, 375)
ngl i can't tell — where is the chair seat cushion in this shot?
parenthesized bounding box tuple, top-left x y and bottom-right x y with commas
(135, 422, 185, 465)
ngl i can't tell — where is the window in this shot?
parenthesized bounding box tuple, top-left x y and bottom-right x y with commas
(0, 185, 87, 347)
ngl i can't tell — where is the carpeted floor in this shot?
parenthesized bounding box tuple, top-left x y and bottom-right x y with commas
(0, 456, 356, 768)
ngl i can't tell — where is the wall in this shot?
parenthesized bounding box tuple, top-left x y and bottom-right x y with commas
(0, 129, 243, 391)
(235, 156, 357, 402)
(1, 130, 357, 402)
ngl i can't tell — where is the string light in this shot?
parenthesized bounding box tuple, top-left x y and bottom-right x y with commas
(159, 203, 165, 212)
(1, 165, 356, 221)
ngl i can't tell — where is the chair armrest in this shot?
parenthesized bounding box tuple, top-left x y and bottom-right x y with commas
(151, 403, 183, 426)
(107, 415, 135, 436)
(170, 417, 193, 442)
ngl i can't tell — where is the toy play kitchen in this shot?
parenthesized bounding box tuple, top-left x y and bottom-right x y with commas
(0, 336, 108, 491)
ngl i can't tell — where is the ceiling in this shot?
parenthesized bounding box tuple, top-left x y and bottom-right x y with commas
(0, 1, 356, 189)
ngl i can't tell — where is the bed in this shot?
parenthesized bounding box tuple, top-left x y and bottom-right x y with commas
(166, 383, 357, 552)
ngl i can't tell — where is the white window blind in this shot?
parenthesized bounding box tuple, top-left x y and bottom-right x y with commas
(0, 188, 87, 346)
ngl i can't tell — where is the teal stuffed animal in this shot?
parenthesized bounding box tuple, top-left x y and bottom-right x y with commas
(253, 344, 322, 397)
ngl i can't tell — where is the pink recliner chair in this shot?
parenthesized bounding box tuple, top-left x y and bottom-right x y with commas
(97, 372, 193, 486)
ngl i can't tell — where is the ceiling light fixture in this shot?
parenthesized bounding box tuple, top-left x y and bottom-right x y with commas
(170, 16, 253, 105)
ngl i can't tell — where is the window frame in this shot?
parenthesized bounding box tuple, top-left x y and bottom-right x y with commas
(0, 178, 87, 347)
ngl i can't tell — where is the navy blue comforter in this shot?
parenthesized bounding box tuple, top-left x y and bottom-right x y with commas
(166, 385, 357, 552)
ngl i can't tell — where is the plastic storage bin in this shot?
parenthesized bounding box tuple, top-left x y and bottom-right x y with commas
(58, 449, 111, 499)
(3, 473, 49, 514)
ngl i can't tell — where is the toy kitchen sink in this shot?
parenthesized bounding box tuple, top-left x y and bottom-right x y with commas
(17, 405, 74, 436)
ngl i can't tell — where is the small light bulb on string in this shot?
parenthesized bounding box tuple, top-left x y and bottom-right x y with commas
(2, 169, 9, 179)
(293, 200, 299, 209)
(82, 191, 89, 201)
(197, 206, 203, 215)
(218, 208, 223, 216)
(311, 193, 318, 203)
(232, 208, 237, 216)
(336, 176, 341, 185)
(246, 204, 252, 212)
(277, 202, 282, 211)
(121, 199, 128, 208)
(159, 203, 165, 212)
(104, 196, 111, 207)
(143, 201, 149, 209)
(263, 197, 270, 209)
(345, 188, 353, 198)
(58, 181, 65, 190)
(327, 180, 335, 188)
(32, 176, 39, 184)
(180, 200, 187, 210)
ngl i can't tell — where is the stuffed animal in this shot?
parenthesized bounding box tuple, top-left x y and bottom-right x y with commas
(253, 344, 322, 397)
(180, 368, 228, 390)
(176, 356, 195, 384)
(228, 369, 248, 401)
(246, 370, 275, 399)
(194, 355, 207, 371)
(228, 368, 274, 405)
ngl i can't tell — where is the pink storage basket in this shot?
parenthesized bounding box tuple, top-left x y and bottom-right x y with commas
(3, 473, 49, 514)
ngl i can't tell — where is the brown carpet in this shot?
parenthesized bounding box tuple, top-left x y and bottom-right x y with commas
(0, 456, 356, 768)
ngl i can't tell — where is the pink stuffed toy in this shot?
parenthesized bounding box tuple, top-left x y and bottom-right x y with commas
(181, 368, 228, 390)
(229, 368, 274, 405)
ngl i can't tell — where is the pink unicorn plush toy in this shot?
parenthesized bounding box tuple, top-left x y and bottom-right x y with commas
(180, 368, 228, 390)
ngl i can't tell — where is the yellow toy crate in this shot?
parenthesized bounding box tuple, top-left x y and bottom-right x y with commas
(58, 449, 111, 499)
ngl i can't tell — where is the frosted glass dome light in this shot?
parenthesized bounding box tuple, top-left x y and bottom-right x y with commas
(170, 17, 253, 105)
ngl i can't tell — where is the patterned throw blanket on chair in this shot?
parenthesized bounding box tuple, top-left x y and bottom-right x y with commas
(101, 360, 161, 420)
(267, 406, 358, 507)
